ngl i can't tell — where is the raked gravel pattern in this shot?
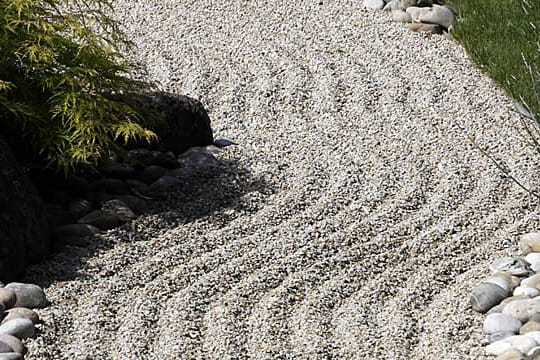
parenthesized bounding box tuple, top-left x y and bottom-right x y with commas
(22, 1, 540, 359)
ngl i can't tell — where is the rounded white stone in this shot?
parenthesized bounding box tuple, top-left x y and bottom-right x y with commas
(525, 253, 540, 265)
(486, 340, 514, 355)
(484, 313, 522, 334)
(507, 335, 538, 354)
(514, 286, 540, 298)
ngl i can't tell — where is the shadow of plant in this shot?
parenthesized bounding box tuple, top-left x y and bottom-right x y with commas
(23, 156, 275, 287)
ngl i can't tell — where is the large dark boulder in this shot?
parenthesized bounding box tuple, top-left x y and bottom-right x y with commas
(0, 135, 50, 281)
(117, 92, 214, 155)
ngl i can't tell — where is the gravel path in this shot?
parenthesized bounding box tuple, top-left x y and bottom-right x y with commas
(23, 1, 540, 359)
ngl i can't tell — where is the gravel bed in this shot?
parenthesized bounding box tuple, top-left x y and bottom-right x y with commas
(22, 1, 540, 359)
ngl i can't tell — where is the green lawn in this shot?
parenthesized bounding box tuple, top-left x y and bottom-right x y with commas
(449, 0, 540, 119)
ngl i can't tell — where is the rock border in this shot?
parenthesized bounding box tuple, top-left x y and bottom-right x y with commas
(471, 233, 540, 359)
(364, 0, 456, 35)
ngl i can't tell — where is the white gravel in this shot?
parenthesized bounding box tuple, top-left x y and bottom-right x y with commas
(23, 1, 540, 359)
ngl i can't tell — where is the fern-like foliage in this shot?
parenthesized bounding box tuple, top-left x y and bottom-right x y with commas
(0, 0, 156, 172)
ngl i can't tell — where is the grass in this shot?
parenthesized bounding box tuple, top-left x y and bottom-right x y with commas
(448, 0, 540, 120)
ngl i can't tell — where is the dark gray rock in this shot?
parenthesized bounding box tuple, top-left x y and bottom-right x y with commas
(177, 147, 221, 171)
(99, 161, 135, 179)
(112, 196, 149, 214)
(125, 179, 149, 192)
(136, 166, 169, 184)
(5, 283, 48, 309)
(89, 178, 129, 195)
(147, 151, 178, 168)
(67, 198, 94, 219)
(0, 318, 35, 339)
(101, 200, 136, 222)
(149, 176, 184, 194)
(0, 135, 50, 281)
(126, 148, 153, 167)
(54, 224, 100, 238)
(0, 334, 25, 355)
(77, 210, 124, 230)
(85, 191, 114, 206)
(470, 282, 510, 313)
(214, 139, 237, 148)
(118, 92, 214, 155)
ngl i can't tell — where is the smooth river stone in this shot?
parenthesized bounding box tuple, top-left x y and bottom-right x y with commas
(0, 290, 15, 310)
(507, 335, 539, 354)
(525, 331, 540, 343)
(471, 282, 510, 313)
(503, 296, 531, 306)
(5, 283, 48, 309)
(2, 308, 39, 325)
(417, 4, 456, 28)
(490, 257, 532, 277)
(528, 346, 540, 357)
(514, 286, 540, 298)
(0, 319, 35, 339)
(495, 350, 526, 360)
(364, 0, 385, 9)
(486, 340, 515, 356)
(487, 274, 516, 292)
(521, 274, 540, 290)
(526, 253, 540, 265)
(503, 298, 540, 322)
(397, 0, 418, 10)
(0, 341, 12, 353)
(484, 332, 515, 345)
(383, 0, 399, 10)
(405, 6, 432, 22)
(0, 335, 24, 355)
(101, 200, 135, 222)
(521, 233, 540, 255)
(484, 313, 522, 334)
(521, 321, 540, 334)
(0, 354, 22, 360)
(531, 262, 540, 273)
(77, 210, 123, 230)
(391, 10, 412, 22)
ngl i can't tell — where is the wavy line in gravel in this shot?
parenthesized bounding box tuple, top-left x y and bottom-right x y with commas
(22, 0, 540, 359)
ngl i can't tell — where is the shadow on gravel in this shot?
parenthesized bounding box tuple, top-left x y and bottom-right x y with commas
(23, 157, 275, 287)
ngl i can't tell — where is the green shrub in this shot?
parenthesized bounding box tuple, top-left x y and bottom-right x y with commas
(0, 0, 156, 172)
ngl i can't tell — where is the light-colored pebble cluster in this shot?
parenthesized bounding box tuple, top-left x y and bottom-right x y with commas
(0, 283, 48, 359)
(364, 0, 456, 34)
(471, 233, 540, 359)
